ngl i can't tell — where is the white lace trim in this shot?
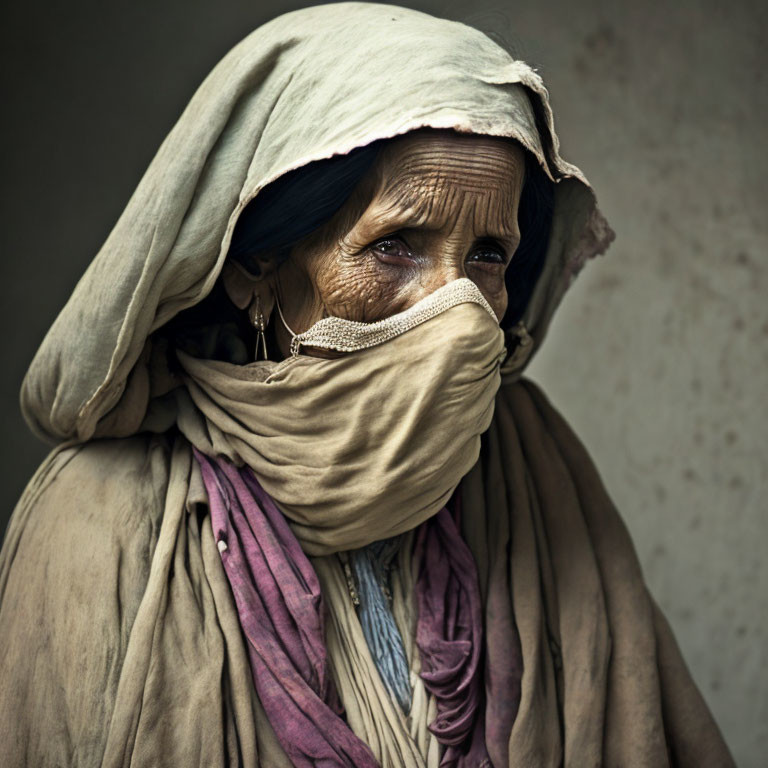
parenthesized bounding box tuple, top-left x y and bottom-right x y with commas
(283, 278, 498, 356)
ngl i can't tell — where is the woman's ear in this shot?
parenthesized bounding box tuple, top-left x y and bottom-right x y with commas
(221, 254, 279, 312)
(221, 261, 258, 309)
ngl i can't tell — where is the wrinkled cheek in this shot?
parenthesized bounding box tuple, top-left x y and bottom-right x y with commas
(314, 257, 410, 322)
(486, 285, 508, 322)
(462, 272, 508, 322)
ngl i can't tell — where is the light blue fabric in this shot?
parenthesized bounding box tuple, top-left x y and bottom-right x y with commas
(350, 537, 412, 713)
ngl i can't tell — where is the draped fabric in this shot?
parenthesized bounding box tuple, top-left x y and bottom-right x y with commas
(17, 2, 613, 448)
(414, 503, 490, 767)
(194, 449, 375, 768)
(169, 294, 506, 556)
(0, 3, 735, 766)
(195, 448, 493, 767)
(349, 537, 413, 715)
(0, 380, 735, 766)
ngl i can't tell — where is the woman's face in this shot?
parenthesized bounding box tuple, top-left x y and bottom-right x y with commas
(224, 130, 526, 359)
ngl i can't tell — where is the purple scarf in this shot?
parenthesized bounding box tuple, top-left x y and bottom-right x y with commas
(414, 498, 492, 767)
(195, 449, 490, 767)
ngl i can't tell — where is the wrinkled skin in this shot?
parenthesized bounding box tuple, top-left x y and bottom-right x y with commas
(222, 128, 525, 359)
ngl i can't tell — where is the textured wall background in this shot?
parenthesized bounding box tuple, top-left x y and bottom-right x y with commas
(1, 0, 765, 764)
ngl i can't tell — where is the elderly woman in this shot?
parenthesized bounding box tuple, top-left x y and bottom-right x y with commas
(0, 4, 733, 767)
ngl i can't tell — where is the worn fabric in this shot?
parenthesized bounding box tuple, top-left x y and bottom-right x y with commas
(18, 3, 610, 447)
(194, 449, 377, 768)
(189, 281, 504, 767)
(0, 380, 734, 767)
(413, 502, 489, 766)
(0, 2, 734, 767)
(175, 276, 506, 767)
(171, 283, 506, 556)
(349, 536, 412, 715)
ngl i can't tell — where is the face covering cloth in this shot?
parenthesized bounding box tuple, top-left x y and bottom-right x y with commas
(174, 281, 507, 555)
(0, 3, 735, 767)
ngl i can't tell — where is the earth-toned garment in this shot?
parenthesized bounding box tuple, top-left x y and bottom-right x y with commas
(0, 3, 734, 766)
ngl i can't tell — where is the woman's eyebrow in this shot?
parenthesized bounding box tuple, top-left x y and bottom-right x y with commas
(369, 196, 520, 242)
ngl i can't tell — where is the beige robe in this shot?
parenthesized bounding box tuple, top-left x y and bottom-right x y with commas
(0, 378, 734, 767)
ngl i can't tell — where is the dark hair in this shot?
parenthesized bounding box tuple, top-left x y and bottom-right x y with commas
(228, 133, 554, 329)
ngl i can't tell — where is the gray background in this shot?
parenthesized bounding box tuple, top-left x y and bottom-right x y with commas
(1, 0, 765, 764)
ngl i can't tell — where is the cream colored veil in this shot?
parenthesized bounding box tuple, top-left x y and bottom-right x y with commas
(19, 1, 613, 446)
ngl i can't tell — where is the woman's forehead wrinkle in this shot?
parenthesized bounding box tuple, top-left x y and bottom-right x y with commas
(371, 162, 521, 241)
(380, 148, 520, 198)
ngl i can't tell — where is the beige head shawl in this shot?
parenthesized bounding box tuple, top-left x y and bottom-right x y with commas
(20, 1, 613, 446)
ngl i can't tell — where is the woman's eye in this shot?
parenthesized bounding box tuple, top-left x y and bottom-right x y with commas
(370, 236, 413, 263)
(467, 244, 507, 265)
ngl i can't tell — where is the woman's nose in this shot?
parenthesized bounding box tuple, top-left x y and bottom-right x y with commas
(408, 259, 467, 304)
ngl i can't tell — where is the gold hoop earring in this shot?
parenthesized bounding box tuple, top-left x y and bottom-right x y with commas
(248, 295, 269, 361)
